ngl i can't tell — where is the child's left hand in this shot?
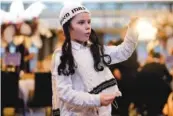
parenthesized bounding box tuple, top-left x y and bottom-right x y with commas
(128, 17, 140, 30)
(127, 17, 140, 38)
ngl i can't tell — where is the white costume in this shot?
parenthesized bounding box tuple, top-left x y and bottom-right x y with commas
(51, 3, 138, 116)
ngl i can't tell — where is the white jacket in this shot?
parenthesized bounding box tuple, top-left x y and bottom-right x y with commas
(51, 28, 138, 116)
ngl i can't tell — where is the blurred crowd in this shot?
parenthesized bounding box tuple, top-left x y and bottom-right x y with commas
(108, 26, 173, 116)
(1, 1, 173, 116)
(1, 18, 57, 73)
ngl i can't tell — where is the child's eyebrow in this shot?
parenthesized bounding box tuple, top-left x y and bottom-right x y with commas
(78, 19, 91, 22)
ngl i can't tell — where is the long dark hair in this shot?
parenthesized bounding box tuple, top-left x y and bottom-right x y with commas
(58, 18, 111, 76)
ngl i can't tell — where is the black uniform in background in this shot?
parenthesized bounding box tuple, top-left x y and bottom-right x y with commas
(16, 44, 30, 72)
(109, 39, 139, 116)
(135, 62, 172, 116)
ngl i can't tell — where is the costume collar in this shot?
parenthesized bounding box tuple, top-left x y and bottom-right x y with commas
(71, 40, 89, 50)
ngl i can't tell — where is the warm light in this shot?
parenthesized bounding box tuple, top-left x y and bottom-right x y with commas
(9, 0, 24, 17)
(21, 1, 46, 20)
(136, 18, 158, 41)
(0, 10, 14, 23)
(0, 0, 46, 24)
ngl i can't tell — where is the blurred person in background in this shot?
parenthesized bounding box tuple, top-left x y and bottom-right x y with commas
(51, 3, 139, 116)
(4, 35, 34, 73)
(147, 28, 173, 72)
(109, 27, 139, 116)
(55, 30, 65, 50)
(135, 49, 172, 116)
(15, 36, 35, 73)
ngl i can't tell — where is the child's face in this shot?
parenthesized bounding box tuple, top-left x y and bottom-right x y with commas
(70, 12, 91, 43)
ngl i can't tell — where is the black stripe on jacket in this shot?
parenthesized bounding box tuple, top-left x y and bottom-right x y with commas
(89, 78, 117, 94)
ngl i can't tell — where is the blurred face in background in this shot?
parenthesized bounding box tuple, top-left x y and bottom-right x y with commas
(69, 12, 91, 43)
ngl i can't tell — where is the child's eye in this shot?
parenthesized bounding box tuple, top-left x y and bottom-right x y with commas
(78, 21, 84, 24)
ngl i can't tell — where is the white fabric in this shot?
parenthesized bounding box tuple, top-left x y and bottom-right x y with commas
(51, 28, 138, 116)
(19, 79, 35, 105)
(59, 3, 90, 26)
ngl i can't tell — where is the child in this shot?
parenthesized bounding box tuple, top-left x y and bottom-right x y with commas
(51, 3, 139, 116)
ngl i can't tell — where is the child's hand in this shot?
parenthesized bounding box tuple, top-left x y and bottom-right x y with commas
(100, 93, 116, 106)
(128, 17, 140, 30)
(127, 17, 140, 38)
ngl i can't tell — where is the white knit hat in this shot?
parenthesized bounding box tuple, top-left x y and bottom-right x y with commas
(59, 3, 90, 26)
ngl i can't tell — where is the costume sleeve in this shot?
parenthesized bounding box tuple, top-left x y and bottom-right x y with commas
(51, 50, 101, 110)
(104, 27, 138, 64)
